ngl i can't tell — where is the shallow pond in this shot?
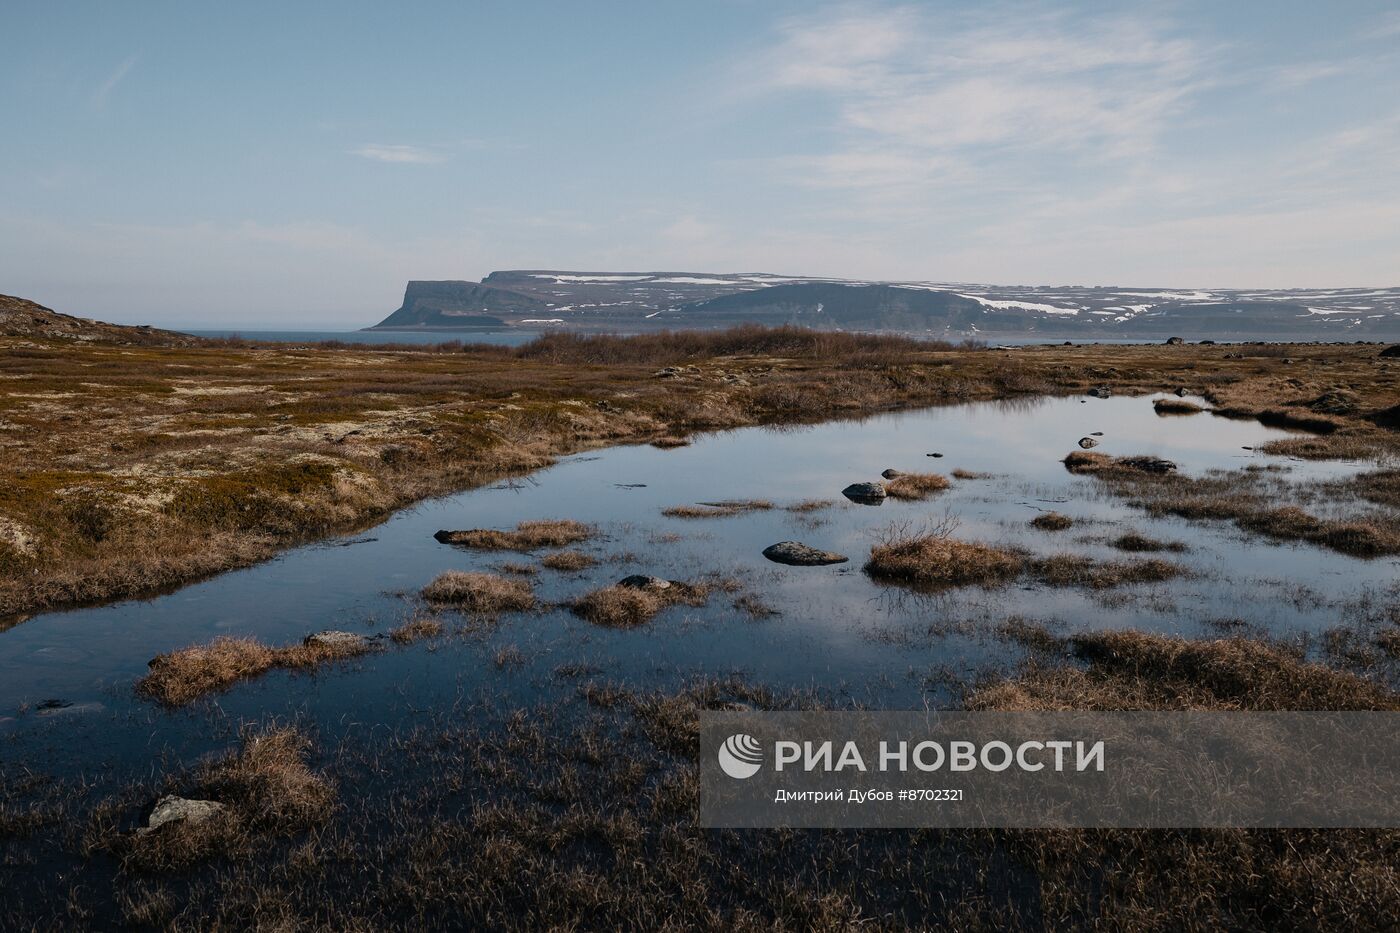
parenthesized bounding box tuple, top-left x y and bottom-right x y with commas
(2, 393, 1392, 777)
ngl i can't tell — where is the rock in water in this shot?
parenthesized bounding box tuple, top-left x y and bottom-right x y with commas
(762, 542, 849, 566)
(841, 482, 887, 504)
(1077, 437, 1099, 449)
(139, 796, 226, 835)
(1087, 386, 1112, 399)
(617, 574, 671, 590)
(304, 631, 369, 652)
(881, 469, 905, 479)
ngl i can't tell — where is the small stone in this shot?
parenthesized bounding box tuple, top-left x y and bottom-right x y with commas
(926, 452, 944, 458)
(304, 631, 369, 652)
(881, 469, 905, 479)
(1164, 336, 1184, 346)
(1087, 386, 1112, 399)
(139, 796, 226, 835)
(1077, 437, 1099, 449)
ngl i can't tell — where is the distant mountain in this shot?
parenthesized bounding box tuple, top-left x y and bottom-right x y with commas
(0, 294, 196, 345)
(365, 272, 1400, 339)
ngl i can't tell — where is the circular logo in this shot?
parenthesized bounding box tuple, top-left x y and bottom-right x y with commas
(718, 733, 763, 779)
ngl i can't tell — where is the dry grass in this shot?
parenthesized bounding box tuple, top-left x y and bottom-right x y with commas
(1029, 511, 1073, 531)
(649, 435, 690, 449)
(1153, 397, 1204, 415)
(434, 519, 594, 550)
(865, 529, 1023, 590)
(883, 472, 951, 500)
(1111, 532, 1187, 553)
(570, 580, 708, 628)
(785, 498, 834, 512)
(539, 549, 596, 571)
(5, 331, 1398, 620)
(951, 468, 991, 479)
(389, 616, 444, 644)
(1030, 555, 1184, 589)
(112, 725, 333, 873)
(135, 634, 373, 706)
(420, 571, 536, 612)
(969, 629, 1400, 712)
(662, 499, 773, 518)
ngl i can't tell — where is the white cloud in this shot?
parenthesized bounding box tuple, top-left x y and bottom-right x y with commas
(350, 143, 447, 164)
(92, 54, 138, 108)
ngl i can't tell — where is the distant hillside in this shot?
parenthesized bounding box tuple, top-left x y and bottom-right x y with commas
(365, 272, 1400, 339)
(368, 282, 517, 329)
(678, 283, 988, 330)
(0, 295, 196, 345)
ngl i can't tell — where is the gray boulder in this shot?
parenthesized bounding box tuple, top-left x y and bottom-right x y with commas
(1087, 386, 1112, 399)
(841, 482, 887, 503)
(880, 469, 905, 479)
(1077, 437, 1099, 449)
(139, 796, 226, 835)
(762, 542, 849, 566)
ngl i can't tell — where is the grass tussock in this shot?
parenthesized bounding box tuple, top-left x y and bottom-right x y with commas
(570, 581, 708, 628)
(136, 634, 372, 706)
(784, 498, 833, 512)
(389, 616, 443, 645)
(1030, 555, 1184, 590)
(968, 629, 1400, 712)
(1111, 532, 1187, 553)
(865, 528, 1023, 590)
(115, 725, 332, 872)
(882, 473, 951, 500)
(420, 571, 535, 612)
(951, 468, 991, 479)
(434, 519, 594, 550)
(1152, 397, 1204, 415)
(539, 549, 596, 571)
(662, 499, 772, 518)
(1030, 511, 1073, 531)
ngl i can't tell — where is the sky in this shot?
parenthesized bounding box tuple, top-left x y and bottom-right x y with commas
(2, 1, 1398, 328)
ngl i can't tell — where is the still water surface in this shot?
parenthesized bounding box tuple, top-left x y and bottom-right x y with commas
(1, 394, 1389, 776)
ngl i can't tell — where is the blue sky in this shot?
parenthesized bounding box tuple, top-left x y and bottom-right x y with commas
(2, 1, 1398, 327)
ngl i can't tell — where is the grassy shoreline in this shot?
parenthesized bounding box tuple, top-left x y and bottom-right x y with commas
(2, 328, 1397, 623)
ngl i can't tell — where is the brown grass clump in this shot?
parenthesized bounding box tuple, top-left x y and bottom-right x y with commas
(968, 630, 1400, 712)
(1031, 556, 1184, 589)
(1153, 397, 1204, 415)
(540, 550, 596, 571)
(1030, 511, 1073, 531)
(662, 500, 772, 518)
(865, 530, 1023, 590)
(883, 472, 951, 500)
(951, 468, 991, 479)
(434, 520, 594, 550)
(571, 586, 667, 628)
(136, 634, 374, 706)
(570, 581, 708, 628)
(649, 436, 690, 449)
(421, 571, 535, 612)
(785, 498, 833, 512)
(495, 561, 538, 576)
(1111, 532, 1187, 553)
(200, 726, 334, 830)
(389, 617, 443, 645)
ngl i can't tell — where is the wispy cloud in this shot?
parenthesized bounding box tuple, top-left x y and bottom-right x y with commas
(92, 54, 138, 108)
(746, 4, 1210, 193)
(350, 143, 447, 164)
